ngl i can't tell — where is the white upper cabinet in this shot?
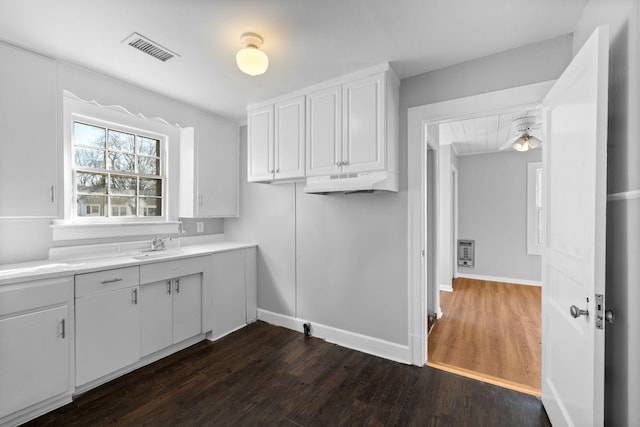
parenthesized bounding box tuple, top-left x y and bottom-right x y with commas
(248, 96, 305, 182)
(274, 96, 306, 179)
(342, 73, 385, 173)
(247, 105, 274, 182)
(249, 63, 398, 183)
(179, 111, 238, 217)
(306, 86, 342, 177)
(0, 42, 58, 218)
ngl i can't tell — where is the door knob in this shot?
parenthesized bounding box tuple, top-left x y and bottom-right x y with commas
(570, 305, 589, 318)
(605, 309, 615, 323)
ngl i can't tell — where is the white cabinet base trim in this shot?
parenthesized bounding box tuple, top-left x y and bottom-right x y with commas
(455, 273, 541, 287)
(74, 333, 206, 395)
(1, 394, 72, 427)
(257, 309, 410, 364)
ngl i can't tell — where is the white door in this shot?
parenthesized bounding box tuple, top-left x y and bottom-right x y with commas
(75, 287, 140, 386)
(247, 105, 274, 182)
(306, 85, 343, 176)
(172, 274, 202, 344)
(140, 280, 173, 357)
(342, 73, 385, 173)
(275, 96, 306, 179)
(541, 26, 608, 427)
(0, 306, 69, 418)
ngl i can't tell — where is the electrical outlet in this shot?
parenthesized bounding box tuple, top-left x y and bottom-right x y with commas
(196, 222, 204, 233)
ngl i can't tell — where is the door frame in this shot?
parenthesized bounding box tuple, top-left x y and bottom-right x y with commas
(406, 80, 555, 366)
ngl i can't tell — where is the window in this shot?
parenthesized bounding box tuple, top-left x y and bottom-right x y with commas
(72, 121, 164, 219)
(527, 162, 543, 255)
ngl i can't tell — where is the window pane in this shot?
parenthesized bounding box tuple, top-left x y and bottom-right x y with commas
(138, 156, 160, 175)
(111, 175, 137, 195)
(108, 152, 135, 172)
(76, 172, 107, 194)
(74, 147, 105, 169)
(111, 196, 136, 216)
(74, 122, 106, 148)
(108, 130, 135, 153)
(138, 137, 160, 156)
(140, 197, 161, 217)
(140, 178, 162, 196)
(77, 195, 106, 217)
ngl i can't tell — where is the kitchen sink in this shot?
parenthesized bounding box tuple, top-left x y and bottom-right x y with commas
(131, 250, 184, 261)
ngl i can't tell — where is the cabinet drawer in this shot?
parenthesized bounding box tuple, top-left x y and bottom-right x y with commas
(140, 256, 207, 284)
(75, 266, 139, 298)
(0, 277, 72, 317)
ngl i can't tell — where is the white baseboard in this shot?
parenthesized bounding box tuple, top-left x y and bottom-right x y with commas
(257, 309, 410, 364)
(439, 283, 454, 292)
(455, 273, 541, 287)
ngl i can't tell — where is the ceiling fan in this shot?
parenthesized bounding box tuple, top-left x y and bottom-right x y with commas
(499, 116, 542, 152)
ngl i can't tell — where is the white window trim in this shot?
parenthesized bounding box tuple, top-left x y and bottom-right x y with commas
(52, 91, 181, 241)
(527, 162, 543, 255)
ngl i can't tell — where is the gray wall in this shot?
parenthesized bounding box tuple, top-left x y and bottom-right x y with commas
(573, 0, 640, 425)
(226, 35, 573, 348)
(457, 150, 542, 282)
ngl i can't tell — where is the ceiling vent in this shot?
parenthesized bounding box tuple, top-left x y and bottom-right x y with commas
(123, 32, 180, 62)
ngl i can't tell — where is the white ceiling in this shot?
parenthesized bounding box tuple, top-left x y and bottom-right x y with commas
(440, 109, 543, 156)
(0, 0, 587, 120)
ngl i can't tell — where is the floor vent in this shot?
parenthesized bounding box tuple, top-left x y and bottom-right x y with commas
(123, 32, 180, 62)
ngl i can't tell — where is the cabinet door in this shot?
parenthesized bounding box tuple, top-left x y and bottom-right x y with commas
(195, 112, 239, 217)
(274, 96, 305, 180)
(211, 251, 247, 339)
(172, 274, 202, 344)
(76, 287, 140, 386)
(0, 42, 57, 218)
(0, 306, 69, 418)
(247, 105, 274, 182)
(140, 280, 173, 357)
(342, 73, 385, 173)
(306, 86, 342, 177)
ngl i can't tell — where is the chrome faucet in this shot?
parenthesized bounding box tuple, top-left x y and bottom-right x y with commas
(150, 236, 168, 251)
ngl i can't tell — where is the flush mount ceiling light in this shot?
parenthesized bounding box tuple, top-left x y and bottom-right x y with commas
(499, 116, 542, 152)
(236, 32, 269, 76)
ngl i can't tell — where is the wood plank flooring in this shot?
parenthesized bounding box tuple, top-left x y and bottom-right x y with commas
(25, 321, 550, 426)
(428, 278, 542, 395)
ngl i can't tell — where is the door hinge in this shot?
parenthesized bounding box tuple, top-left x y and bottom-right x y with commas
(595, 293, 604, 330)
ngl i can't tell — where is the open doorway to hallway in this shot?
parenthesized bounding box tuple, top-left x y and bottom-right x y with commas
(426, 110, 543, 395)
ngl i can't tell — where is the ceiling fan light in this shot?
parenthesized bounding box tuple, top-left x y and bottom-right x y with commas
(512, 136, 530, 152)
(527, 135, 542, 149)
(236, 32, 269, 76)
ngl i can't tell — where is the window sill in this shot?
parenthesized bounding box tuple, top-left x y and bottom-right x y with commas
(50, 221, 180, 241)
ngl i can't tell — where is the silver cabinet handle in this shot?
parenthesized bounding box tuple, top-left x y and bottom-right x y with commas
(167, 280, 172, 294)
(50, 185, 56, 203)
(132, 288, 138, 305)
(101, 278, 123, 285)
(336, 161, 341, 166)
(60, 318, 66, 339)
(175, 278, 180, 294)
(198, 194, 203, 207)
(343, 160, 349, 166)
(276, 169, 280, 173)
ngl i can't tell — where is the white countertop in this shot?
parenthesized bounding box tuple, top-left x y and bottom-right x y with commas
(0, 235, 256, 286)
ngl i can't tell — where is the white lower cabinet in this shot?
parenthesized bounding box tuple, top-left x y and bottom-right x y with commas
(0, 277, 73, 423)
(211, 247, 257, 339)
(140, 273, 202, 357)
(75, 267, 140, 387)
(139, 257, 207, 357)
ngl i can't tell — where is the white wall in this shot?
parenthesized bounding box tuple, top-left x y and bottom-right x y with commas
(456, 149, 542, 282)
(0, 46, 227, 264)
(573, 1, 640, 425)
(227, 35, 573, 351)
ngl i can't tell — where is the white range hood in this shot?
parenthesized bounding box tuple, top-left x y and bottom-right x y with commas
(303, 171, 398, 194)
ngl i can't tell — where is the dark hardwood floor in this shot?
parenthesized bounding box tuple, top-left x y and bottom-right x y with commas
(25, 321, 551, 426)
